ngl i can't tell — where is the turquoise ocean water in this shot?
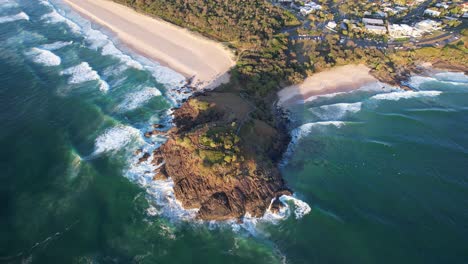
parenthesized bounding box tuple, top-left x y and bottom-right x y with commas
(1, 0, 468, 263)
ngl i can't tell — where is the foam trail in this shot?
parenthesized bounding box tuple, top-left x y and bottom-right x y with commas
(60, 62, 109, 92)
(371, 90, 441, 101)
(0, 12, 29, 24)
(117, 87, 162, 111)
(25, 48, 61, 66)
(92, 125, 142, 155)
(39, 41, 73, 51)
(310, 102, 362, 121)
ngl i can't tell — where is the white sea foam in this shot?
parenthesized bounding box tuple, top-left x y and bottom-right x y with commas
(101, 42, 143, 70)
(281, 121, 346, 165)
(41, 9, 81, 34)
(371, 90, 442, 101)
(304, 82, 395, 103)
(60, 62, 109, 92)
(93, 125, 142, 155)
(408, 74, 468, 89)
(25, 48, 61, 66)
(310, 102, 362, 121)
(38, 0, 53, 7)
(39, 41, 73, 51)
(279, 195, 311, 219)
(117, 87, 162, 111)
(291, 121, 346, 141)
(0, 12, 29, 23)
(434, 72, 468, 84)
(0, 0, 18, 9)
(125, 149, 199, 221)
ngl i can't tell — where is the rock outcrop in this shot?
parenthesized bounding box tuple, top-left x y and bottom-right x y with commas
(150, 92, 291, 221)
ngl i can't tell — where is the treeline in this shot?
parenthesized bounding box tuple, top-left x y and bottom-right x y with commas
(114, 0, 301, 97)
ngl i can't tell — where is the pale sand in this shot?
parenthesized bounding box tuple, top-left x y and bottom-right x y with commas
(278, 64, 378, 106)
(63, 0, 235, 89)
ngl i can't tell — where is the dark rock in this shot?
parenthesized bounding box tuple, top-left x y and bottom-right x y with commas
(138, 152, 150, 163)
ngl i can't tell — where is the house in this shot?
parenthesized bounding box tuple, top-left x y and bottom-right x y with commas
(388, 24, 422, 38)
(365, 25, 387, 34)
(362, 18, 385, 25)
(435, 2, 449, 9)
(300, 2, 322, 15)
(424, 9, 442, 17)
(415, 19, 441, 31)
(326, 21, 337, 30)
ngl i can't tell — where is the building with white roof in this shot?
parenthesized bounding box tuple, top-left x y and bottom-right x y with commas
(388, 24, 422, 38)
(424, 9, 442, 17)
(415, 19, 441, 32)
(300, 1, 322, 15)
(365, 25, 387, 34)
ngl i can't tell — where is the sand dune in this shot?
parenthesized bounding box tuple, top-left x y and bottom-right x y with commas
(64, 0, 235, 89)
(278, 64, 379, 105)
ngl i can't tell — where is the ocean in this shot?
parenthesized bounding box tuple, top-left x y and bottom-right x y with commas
(1, 0, 467, 263)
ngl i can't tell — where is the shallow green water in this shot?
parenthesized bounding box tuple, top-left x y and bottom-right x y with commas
(1, 0, 468, 263)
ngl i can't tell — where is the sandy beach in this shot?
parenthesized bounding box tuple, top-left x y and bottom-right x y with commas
(63, 0, 235, 89)
(278, 64, 379, 106)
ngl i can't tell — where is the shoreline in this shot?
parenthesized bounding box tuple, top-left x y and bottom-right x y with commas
(278, 64, 380, 106)
(63, 0, 235, 90)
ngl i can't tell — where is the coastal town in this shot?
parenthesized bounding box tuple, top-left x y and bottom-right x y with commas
(275, 0, 467, 49)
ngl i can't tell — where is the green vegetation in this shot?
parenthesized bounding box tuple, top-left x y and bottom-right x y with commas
(113, 0, 301, 97)
(198, 128, 241, 167)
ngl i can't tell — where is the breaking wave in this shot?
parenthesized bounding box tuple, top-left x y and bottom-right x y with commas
(101, 42, 143, 70)
(281, 121, 347, 165)
(310, 102, 362, 121)
(60, 62, 109, 92)
(117, 87, 162, 111)
(92, 125, 142, 155)
(38, 0, 53, 7)
(408, 74, 468, 89)
(0, 0, 19, 9)
(279, 195, 312, 219)
(0, 12, 29, 24)
(41, 9, 81, 34)
(371, 90, 442, 101)
(25, 48, 61, 66)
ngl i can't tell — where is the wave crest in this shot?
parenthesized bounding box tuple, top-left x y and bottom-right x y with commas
(371, 90, 441, 101)
(0, 12, 29, 24)
(60, 62, 109, 92)
(310, 102, 362, 121)
(93, 125, 142, 155)
(25, 48, 61, 66)
(117, 87, 162, 111)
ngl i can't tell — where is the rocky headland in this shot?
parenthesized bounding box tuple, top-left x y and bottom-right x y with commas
(146, 92, 292, 221)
